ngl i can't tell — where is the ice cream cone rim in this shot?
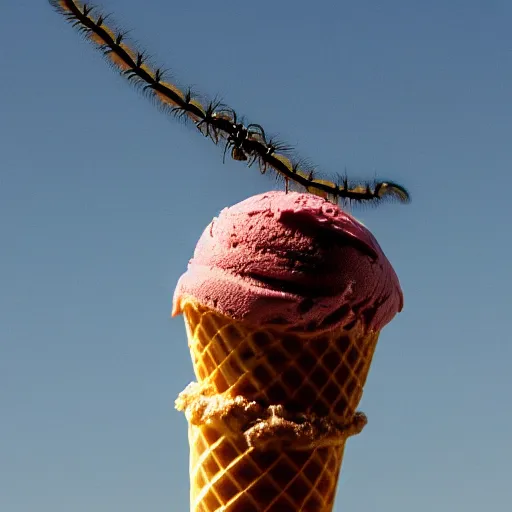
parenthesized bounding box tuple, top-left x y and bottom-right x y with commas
(178, 296, 381, 337)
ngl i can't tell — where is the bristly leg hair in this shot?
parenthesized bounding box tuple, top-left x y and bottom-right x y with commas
(48, 0, 411, 206)
(246, 136, 293, 171)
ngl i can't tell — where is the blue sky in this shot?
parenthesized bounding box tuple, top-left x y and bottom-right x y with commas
(1, 1, 511, 510)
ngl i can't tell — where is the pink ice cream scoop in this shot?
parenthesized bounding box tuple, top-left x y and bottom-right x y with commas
(173, 191, 403, 332)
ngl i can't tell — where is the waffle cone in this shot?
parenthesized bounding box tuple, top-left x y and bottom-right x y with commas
(176, 300, 380, 511)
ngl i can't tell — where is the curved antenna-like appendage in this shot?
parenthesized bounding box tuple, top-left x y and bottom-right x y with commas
(49, 0, 410, 206)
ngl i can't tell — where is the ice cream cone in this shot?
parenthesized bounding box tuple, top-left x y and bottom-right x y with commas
(173, 191, 403, 511)
(176, 300, 379, 511)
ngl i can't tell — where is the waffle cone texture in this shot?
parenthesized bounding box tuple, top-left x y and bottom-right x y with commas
(176, 300, 380, 511)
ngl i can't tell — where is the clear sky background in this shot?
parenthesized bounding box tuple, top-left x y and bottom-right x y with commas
(1, 1, 511, 511)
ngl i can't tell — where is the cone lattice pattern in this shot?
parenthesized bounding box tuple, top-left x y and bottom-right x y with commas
(179, 301, 381, 511)
(184, 302, 379, 421)
(189, 423, 344, 512)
